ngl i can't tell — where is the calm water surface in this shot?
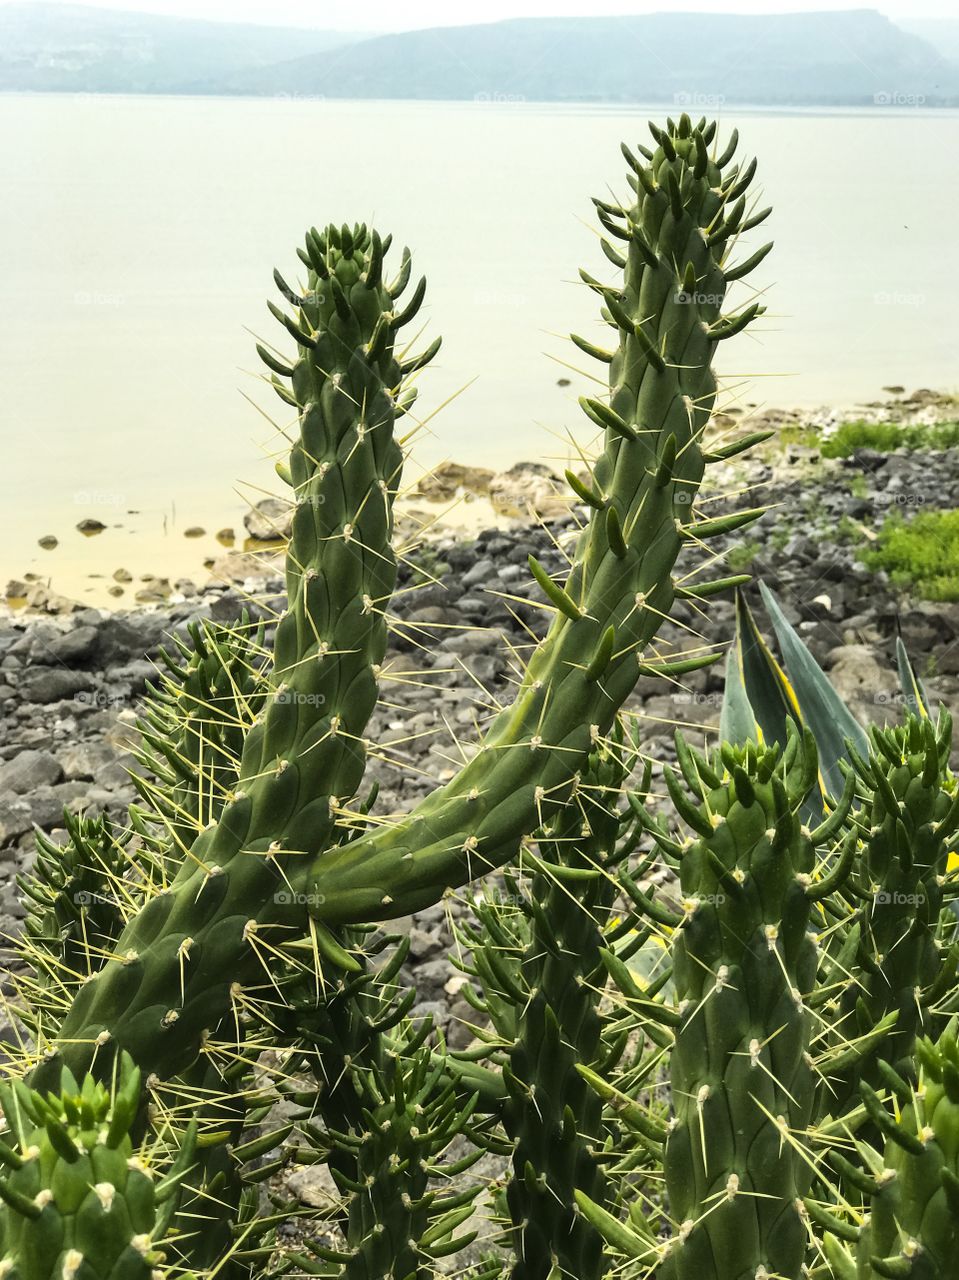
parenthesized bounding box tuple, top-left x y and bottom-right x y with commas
(0, 95, 956, 602)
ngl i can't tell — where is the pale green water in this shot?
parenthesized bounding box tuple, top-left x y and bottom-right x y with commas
(1, 95, 957, 603)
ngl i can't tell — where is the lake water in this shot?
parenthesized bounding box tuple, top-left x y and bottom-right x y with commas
(1, 94, 957, 604)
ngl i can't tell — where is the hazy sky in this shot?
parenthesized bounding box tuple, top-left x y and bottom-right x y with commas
(3, 0, 955, 29)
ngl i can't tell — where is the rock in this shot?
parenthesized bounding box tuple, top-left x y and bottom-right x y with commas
(0, 750, 63, 794)
(37, 625, 99, 666)
(216, 527, 235, 544)
(412, 462, 495, 502)
(76, 518, 106, 535)
(461, 558, 496, 589)
(0, 799, 32, 846)
(38, 535, 58, 550)
(183, 526, 206, 539)
(244, 498, 292, 541)
(17, 668, 95, 705)
(285, 1163, 338, 1212)
(113, 568, 133, 583)
(5, 581, 27, 600)
(135, 582, 170, 604)
(57, 741, 133, 788)
(825, 644, 886, 712)
(489, 462, 570, 519)
(408, 927, 444, 960)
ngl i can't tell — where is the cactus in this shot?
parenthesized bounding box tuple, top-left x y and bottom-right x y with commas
(0, 116, 791, 1280)
(578, 723, 859, 1278)
(822, 1030, 959, 1279)
(457, 731, 645, 1280)
(0, 1055, 196, 1280)
(820, 714, 959, 1112)
(289, 1022, 486, 1280)
(34, 223, 419, 1089)
(30, 115, 771, 1100)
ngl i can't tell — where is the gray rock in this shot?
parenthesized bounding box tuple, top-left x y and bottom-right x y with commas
(0, 750, 63, 794)
(36, 625, 100, 666)
(17, 668, 95, 705)
(244, 498, 293, 541)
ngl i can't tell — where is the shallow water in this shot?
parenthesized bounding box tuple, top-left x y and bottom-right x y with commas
(1, 94, 956, 604)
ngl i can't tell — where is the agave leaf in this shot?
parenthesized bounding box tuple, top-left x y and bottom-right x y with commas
(722, 590, 824, 819)
(896, 634, 932, 718)
(758, 581, 869, 801)
(720, 643, 758, 747)
(723, 591, 799, 746)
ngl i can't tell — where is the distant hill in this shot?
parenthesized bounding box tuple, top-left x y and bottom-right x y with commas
(221, 10, 959, 106)
(0, 3, 359, 93)
(1, 5, 957, 106)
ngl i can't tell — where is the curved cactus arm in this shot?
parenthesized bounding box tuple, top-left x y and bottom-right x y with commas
(306, 115, 771, 926)
(37, 224, 429, 1089)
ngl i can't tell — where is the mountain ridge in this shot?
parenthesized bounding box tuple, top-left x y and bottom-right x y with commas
(2, 4, 957, 105)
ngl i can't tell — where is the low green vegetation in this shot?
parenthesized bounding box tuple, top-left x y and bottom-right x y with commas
(768, 419, 959, 459)
(819, 418, 959, 457)
(725, 539, 761, 571)
(863, 507, 959, 600)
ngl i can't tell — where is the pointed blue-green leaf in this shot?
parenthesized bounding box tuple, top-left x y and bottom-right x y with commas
(896, 635, 932, 719)
(733, 590, 798, 747)
(724, 590, 824, 819)
(758, 581, 868, 801)
(720, 642, 759, 746)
